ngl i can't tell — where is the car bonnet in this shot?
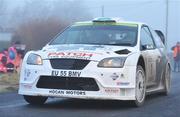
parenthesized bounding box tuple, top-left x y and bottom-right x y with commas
(41, 44, 136, 61)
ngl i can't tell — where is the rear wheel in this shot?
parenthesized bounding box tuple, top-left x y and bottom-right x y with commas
(132, 65, 146, 107)
(162, 65, 171, 95)
(23, 95, 48, 105)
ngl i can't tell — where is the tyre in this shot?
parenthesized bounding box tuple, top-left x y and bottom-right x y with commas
(23, 95, 48, 105)
(162, 65, 171, 95)
(132, 65, 146, 107)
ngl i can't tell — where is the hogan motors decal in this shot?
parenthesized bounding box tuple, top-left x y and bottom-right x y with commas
(49, 89, 86, 95)
(48, 52, 94, 60)
(51, 70, 81, 77)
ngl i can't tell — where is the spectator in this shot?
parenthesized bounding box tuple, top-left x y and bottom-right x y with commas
(0, 51, 7, 73)
(2, 48, 8, 56)
(6, 45, 17, 72)
(172, 42, 180, 72)
(0, 41, 25, 73)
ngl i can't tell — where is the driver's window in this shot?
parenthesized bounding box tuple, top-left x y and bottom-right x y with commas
(140, 26, 155, 50)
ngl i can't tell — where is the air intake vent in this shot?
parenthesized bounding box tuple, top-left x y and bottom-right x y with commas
(115, 49, 131, 55)
(36, 76, 99, 91)
(50, 59, 90, 70)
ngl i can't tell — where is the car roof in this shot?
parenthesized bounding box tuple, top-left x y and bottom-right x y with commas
(73, 17, 145, 27)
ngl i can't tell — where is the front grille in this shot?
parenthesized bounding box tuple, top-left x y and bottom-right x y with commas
(50, 59, 90, 70)
(36, 76, 99, 91)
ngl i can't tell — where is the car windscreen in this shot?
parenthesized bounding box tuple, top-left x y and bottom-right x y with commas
(50, 25, 138, 46)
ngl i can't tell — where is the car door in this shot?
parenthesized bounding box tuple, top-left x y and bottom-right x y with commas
(150, 28, 167, 85)
(140, 26, 162, 87)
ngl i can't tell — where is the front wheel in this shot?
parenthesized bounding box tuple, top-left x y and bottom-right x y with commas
(23, 95, 48, 105)
(132, 65, 146, 107)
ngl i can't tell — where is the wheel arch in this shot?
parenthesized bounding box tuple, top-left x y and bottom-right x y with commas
(167, 62, 171, 71)
(163, 60, 171, 77)
(137, 56, 146, 74)
(164, 61, 171, 80)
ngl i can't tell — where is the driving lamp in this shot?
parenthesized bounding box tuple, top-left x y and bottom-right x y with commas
(98, 57, 126, 68)
(27, 54, 43, 65)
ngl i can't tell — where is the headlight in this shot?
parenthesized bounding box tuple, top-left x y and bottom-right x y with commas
(97, 57, 126, 68)
(27, 53, 43, 65)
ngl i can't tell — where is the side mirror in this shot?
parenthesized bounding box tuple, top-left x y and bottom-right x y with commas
(155, 30, 165, 45)
(142, 44, 154, 50)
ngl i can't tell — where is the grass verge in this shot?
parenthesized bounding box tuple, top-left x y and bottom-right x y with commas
(0, 73, 19, 93)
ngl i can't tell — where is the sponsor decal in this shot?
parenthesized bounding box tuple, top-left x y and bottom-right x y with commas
(51, 70, 81, 77)
(56, 45, 98, 51)
(24, 69, 31, 77)
(24, 69, 38, 81)
(24, 69, 31, 81)
(110, 73, 119, 80)
(22, 84, 32, 89)
(48, 52, 94, 60)
(104, 88, 120, 94)
(116, 82, 130, 86)
(49, 90, 86, 95)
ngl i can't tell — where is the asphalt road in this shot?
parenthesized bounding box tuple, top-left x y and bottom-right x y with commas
(0, 72, 180, 117)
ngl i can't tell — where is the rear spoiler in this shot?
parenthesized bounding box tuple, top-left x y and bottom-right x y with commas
(155, 30, 165, 45)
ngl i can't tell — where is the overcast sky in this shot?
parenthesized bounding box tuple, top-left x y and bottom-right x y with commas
(1, 0, 179, 51)
(83, 0, 179, 51)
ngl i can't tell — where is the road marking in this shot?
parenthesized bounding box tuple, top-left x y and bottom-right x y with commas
(0, 103, 26, 109)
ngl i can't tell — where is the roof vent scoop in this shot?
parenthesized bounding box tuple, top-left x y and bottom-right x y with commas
(93, 17, 124, 23)
(115, 49, 131, 55)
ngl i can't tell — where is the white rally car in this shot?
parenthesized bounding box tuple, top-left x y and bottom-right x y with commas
(19, 17, 171, 107)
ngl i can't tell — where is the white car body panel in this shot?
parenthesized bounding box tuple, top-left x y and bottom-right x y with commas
(19, 44, 140, 100)
(18, 19, 169, 101)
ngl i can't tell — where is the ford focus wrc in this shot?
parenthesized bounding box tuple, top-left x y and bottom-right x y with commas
(19, 18, 171, 107)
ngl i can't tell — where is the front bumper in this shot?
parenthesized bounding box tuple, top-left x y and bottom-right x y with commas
(19, 60, 136, 100)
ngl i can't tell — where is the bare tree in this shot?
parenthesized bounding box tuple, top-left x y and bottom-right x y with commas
(11, 0, 92, 51)
(12, 18, 68, 50)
